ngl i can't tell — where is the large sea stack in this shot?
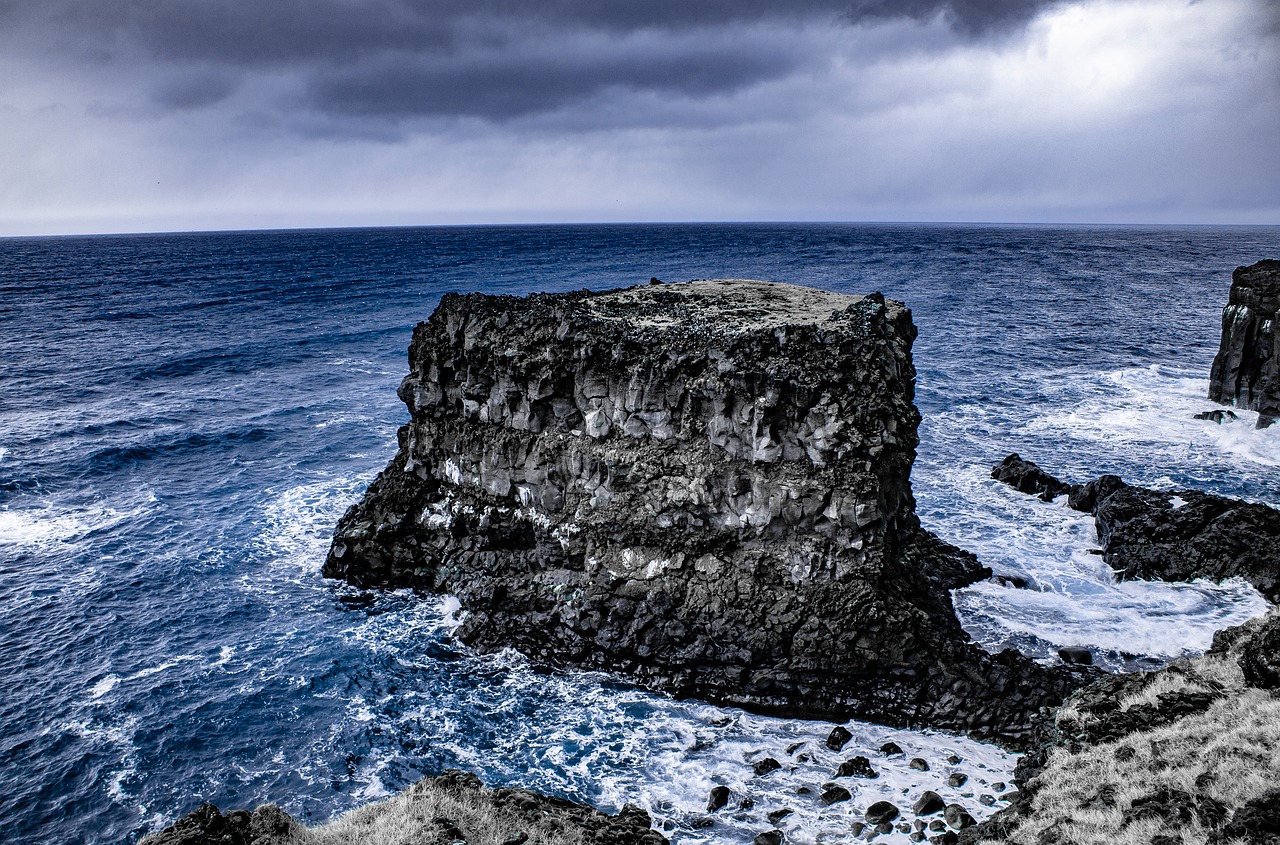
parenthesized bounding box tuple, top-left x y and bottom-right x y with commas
(325, 279, 1085, 745)
(1208, 259, 1280, 427)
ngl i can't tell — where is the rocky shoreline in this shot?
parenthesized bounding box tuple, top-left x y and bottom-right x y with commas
(145, 270, 1279, 845)
(141, 770, 668, 845)
(958, 608, 1280, 845)
(991, 453, 1280, 603)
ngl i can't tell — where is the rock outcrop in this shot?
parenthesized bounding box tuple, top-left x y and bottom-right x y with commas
(1208, 259, 1280, 428)
(142, 770, 666, 845)
(991, 454, 1280, 602)
(325, 280, 1089, 745)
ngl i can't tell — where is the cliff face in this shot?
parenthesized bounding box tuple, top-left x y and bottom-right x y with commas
(1208, 259, 1280, 427)
(325, 280, 1085, 745)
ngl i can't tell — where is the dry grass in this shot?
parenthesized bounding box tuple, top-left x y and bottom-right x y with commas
(302, 779, 596, 845)
(979, 641, 1280, 845)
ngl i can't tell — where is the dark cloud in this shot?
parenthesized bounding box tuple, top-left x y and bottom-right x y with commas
(307, 38, 803, 120)
(151, 73, 236, 111)
(2, 0, 1067, 126)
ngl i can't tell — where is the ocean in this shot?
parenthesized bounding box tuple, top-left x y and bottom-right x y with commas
(2, 223, 1278, 844)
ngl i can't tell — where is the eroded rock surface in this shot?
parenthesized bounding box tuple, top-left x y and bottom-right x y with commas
(992, 454, 1280, 602)
(326, 280, 1087, 744)
(1208, 258, 1280, 427)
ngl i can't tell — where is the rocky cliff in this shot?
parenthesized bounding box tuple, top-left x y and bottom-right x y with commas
(1208, 259, 1280, 428)
(325, 280, 1088, 745)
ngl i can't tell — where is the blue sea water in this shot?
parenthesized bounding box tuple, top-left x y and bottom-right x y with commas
(2, 223, 1279, 845)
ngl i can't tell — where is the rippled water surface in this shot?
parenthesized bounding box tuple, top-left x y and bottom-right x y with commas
(2, 224, 1279, 844)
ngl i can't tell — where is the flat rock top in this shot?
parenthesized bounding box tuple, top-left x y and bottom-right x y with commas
(583, 279, 868, 335)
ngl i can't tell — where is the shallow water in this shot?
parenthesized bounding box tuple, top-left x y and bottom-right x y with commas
(2, 224, 1278, 844)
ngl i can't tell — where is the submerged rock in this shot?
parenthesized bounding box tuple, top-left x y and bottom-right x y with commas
(990, 453, 1069, 502)
(1193, 409, 1237, 424)
(326, 280, 1087, 745)
(1208, 259, 1280, 428)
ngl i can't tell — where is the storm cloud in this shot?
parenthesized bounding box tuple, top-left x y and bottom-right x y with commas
(1, 0, 1073, 125)
(0, 0, 1275, 234)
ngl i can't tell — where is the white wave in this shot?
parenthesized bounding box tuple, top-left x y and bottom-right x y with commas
(90, 675, 121, 700)
(922, 462, 1269, 668)
(254, 473, 377, 577)
(0, 503, 134, 547)
(332, 599, 1016, 845)
(1023, 364, 1280, 495)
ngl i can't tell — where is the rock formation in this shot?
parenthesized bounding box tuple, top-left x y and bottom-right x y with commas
(1208, 259, 1280, 428)
(325, 280, 1089, 746)
(991, 454, 1280, 602)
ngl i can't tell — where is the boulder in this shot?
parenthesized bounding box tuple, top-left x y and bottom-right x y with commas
(821, 786, 852, 805)
(913, 791, 946, 816)
(1057, 647, 1092, 666)
(865, 801, 900, 825)
(1208, 259, 1280, 428)
(836, 756, 878, 779)
(1193, 409, 1237, 424)
(825, 726, 853, 751)
(707, 786, 731, 812)
(326, 280, 1088, 745)
(990, 453, 1069, 501)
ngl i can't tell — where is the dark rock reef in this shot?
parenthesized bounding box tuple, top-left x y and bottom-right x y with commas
(1208, 258, 1280, 428)
(325, 280, 1089, 745)
(991, 454, 1280, 601)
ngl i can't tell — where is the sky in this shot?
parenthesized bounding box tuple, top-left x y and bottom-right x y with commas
(0, 0, 1277, 236)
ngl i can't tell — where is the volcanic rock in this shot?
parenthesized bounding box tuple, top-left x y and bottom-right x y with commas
(326, 280, 1088, 744)
(707, 786, 731, 812)
(1057, 647, 1092, 666)
(991, 455, 1280, 602)
(825, 726, 853, 751)
(821, 785, 852, 805)
(1208, 259, 1280, 428)
(990, 453, 1069, 501)
(913, 791, 946, 816)
(865, 801, 900, 825)
(142, 770, 666, 845)
(1193, 409, 1237, 424)
(836, 756, 878, 778)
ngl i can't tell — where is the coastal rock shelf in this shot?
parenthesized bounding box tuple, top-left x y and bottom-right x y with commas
(326, 280, 1088, 745)
(991, 453, 1280, 602)
(1208, 258, 1280, 428)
